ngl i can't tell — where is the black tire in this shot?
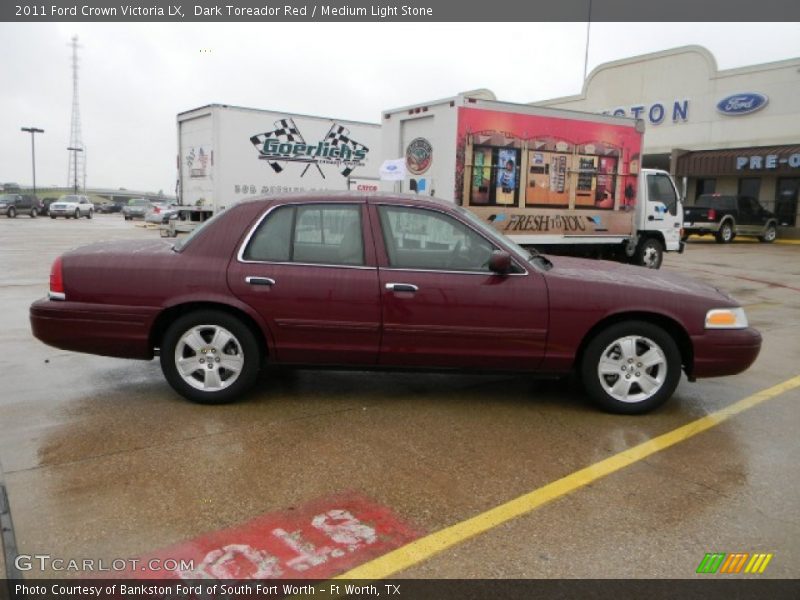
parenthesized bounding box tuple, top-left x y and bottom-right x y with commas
(8, 207, 16, 218)
(160, 310, 261, 404)
(759, 223, 777, 243)
(715, 220, 734, 243)
(73, 209, 80, 219)
(50, 215, 56, 219)
(580, 320, 682, 415)
(635, 237, 663, 269)
(30, 208, 38, 218)
(86, 210, 93, 219)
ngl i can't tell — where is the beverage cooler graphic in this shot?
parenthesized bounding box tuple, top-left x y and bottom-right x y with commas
(459, 107, 640, 214)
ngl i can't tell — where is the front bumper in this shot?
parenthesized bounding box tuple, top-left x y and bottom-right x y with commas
(30, 298, 158, 360)
(689, 327, 762, 378)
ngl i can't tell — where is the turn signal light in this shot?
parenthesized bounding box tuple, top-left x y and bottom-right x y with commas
(49, 256, 65, 300)
(705, 307, 748, 329)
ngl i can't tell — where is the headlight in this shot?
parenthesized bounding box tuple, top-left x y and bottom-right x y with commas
(705, 307, 748, 329)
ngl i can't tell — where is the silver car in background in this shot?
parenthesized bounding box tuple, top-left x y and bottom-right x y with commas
(123, 198, 153, 220)
(49, 195, 93, 219)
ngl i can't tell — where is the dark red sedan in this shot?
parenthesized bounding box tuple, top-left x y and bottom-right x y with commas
(30, 193, 761, 413)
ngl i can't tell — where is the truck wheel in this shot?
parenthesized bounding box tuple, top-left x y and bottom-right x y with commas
(715, 221, 734, 243)
(580, 320, 681, 414)
(635, 238, 663, 269)
(160, 310, 261, 404)
(759, 224, 777, 243)
(30, 208, 38, 218)
(8, 207, 16, 218)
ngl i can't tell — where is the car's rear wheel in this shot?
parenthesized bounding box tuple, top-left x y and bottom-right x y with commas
(86, 210, 93, 219)
(581, 321, 682, 414)
(8, 207, 16, 218)
(715, 221, 734, 243)
(759, 223, 777, 243)
(30, 208, 37, 218)
(160, 310, 261, 404)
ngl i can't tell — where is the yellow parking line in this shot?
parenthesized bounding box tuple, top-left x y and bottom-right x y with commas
(337, 375, 800, 580)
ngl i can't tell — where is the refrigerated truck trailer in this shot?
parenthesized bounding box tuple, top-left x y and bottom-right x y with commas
(177, 104, 383, 213)
(381, 92, 683, 268)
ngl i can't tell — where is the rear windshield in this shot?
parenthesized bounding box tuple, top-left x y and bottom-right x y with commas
(129, 199, 150, 206)
(696, 195, 736, 210)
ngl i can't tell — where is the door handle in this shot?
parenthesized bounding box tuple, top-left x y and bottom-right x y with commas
(647, 215, 655, 221)
(385, 283, 418, 293)
(245, 276, 276, 286)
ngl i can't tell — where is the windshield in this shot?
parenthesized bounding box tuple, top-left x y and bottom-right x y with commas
(0, 195, 14, 202)
(454, 205, 534, 260)
(58, 195, 79, 202)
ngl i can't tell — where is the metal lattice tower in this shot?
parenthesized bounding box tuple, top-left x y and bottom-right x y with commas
(67, 35, 86, 191)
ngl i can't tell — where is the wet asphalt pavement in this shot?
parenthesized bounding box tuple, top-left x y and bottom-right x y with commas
(0, 214, 798, 580)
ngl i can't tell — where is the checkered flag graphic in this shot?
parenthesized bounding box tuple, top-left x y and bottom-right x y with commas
(249, 118, 307, 173)
(324, 123, 370, 177)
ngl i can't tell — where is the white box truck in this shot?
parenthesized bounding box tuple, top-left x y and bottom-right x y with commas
(177, 104, 384, 213)
(381, 91, 684, 268)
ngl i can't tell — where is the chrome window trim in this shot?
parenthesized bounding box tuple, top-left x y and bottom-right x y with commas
(373, 202, 529, 276)
(237, 201, 373, 269)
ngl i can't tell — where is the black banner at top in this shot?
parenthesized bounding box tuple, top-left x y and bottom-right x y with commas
(3, 0, 800, 22)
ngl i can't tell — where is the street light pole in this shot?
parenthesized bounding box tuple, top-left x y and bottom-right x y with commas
(21, 127, 44, 197)
(67, 146, 83, 194)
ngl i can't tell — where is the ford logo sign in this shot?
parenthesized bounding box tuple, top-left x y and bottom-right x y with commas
(716, 93, 768, 116)
(386, 165, 397, 171)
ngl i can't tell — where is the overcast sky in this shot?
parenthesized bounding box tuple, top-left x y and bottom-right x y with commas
(2, 22, 799, 193)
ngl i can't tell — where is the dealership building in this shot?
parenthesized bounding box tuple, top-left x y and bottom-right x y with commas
(534, 45, 800, 232)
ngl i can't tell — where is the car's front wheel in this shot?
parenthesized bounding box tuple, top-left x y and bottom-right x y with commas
(160, 310, 261, 404)
(635, 237, 664, 269)
(8, 207, 16, 218)
(581, 321, 682, 414)
(30, 208, 37, 218)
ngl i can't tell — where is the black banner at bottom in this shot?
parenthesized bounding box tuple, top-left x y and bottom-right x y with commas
(3, 579, 800, 600)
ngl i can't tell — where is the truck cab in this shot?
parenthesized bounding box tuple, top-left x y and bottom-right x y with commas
(632, 168, 684, 268)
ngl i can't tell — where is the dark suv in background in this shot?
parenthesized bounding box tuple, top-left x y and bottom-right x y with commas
(0, 194, 42, 218)
(683, 194, 778, 243)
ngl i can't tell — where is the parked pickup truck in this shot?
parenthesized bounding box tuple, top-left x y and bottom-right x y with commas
(683, 194, 778, 243)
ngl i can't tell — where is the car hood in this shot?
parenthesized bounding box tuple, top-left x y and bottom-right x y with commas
(542, 255, 738, 305)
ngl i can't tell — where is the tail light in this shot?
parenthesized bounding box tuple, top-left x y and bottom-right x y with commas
(154, 206, 161, 214)
(49, 256, 65, 300)
(708, 208, 717, 221)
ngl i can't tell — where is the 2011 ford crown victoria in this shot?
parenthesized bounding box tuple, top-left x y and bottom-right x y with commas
(30, 193, 762, 414)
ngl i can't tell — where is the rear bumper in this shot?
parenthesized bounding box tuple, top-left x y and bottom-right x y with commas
(684, 221, 720, 234)
(690, 327, 762, 378)
(30, 298, 157, 359)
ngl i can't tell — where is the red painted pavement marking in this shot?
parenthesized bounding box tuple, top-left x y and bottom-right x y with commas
(127, 493, 420, 580)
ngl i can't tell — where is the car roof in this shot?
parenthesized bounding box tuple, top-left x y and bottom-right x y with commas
(235, 191, 455, 209)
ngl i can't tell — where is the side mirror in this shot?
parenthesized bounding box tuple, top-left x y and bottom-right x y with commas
(488, 250, 512, 275)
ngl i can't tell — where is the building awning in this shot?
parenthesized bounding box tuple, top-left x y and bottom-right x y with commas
(675, 145, 800, 177)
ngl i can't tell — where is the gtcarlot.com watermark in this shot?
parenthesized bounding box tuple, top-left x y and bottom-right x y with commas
(14, 553, 194, 573)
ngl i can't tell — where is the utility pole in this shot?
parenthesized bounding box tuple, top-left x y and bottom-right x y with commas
(21, 127, 44, 197)
(67, 147, 83, 194)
